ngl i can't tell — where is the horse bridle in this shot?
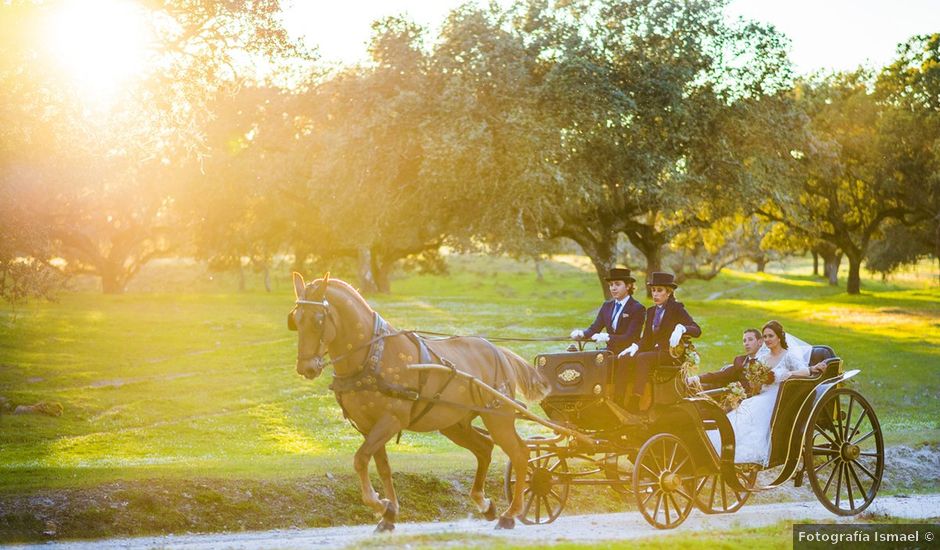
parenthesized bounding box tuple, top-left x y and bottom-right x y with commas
(288, 298, 333, 365)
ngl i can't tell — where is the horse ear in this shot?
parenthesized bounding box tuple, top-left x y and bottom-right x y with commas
(314, 272, 330, 299)
(292, 272, 306, 299)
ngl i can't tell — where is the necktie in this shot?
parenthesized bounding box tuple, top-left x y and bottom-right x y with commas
(653, 306, 665, 331)
(611, 301, 625, 330)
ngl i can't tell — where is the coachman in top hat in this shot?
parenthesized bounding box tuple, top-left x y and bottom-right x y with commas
(569, 267, 646, 356)
(614, 271, 701, 412)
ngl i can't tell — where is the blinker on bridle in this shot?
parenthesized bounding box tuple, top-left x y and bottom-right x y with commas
(287, 299, 330, 331)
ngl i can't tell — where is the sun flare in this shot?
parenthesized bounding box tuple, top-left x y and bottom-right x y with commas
(45, 0, 153, 100)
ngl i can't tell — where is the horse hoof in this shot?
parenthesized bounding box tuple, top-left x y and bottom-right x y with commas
(381, 499, 398, 523)
(375, 520, 395, 533)
(495, 516, 515, 530)
(483, 500, 497, 522)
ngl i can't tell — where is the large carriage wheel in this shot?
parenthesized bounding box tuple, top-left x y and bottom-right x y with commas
(633, 433, 696, 529)
(804, 388, 884, 516)
(692, 466, 758, 514)
(503, 445, 570, 525)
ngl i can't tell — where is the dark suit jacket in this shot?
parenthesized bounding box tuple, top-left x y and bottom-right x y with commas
(583, 296, 646, 355)
(637, 296, 702, 353)
(700, 354, 752, 389)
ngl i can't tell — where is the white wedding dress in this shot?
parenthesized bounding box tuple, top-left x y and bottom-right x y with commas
(706, 337, 814, 465)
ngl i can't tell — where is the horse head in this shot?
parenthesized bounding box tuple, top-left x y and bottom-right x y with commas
(290, 271, 338, 380)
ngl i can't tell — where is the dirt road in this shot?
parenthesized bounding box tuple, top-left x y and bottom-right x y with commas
(15, 494, 940, 549)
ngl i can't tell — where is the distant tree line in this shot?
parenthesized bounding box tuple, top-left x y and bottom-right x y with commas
(1, 0, 937, 302)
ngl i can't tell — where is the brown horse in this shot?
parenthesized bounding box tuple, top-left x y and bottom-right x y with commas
(289, 273, 548, 531)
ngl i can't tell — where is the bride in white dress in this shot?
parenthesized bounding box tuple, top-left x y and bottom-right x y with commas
(707, 321, 827, 465)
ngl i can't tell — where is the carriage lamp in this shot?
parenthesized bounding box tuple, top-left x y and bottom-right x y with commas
(538, 356, 547, 367)
(594, 354, 604, 365)
(593, 384, 602, 395)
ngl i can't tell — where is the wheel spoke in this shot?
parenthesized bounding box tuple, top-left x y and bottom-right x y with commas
(707, 476, 717, 509)
(844, 463, 855, 510)
(813, 453, 838, 474)
(822, 459, 840, 493)
(534, 492, 542, 523)
(854, 430, 875, 445)
(668, 441, 678, 470)
(521, 490, 534, 517)
(835, 395, 845, 442)
(853, 458, 878, 481)
(834, 461, 844, 508)
(637, 480, 658, 489)
(847, 461, 870, 502)
(541, 495, 551, 519)
(673, 456, 690, 473)
(668, 493, 684, 522)
(720, 474, 729, 509)
(812, 446, 839, 455)
(848, 407, 867, 442)
(843, 396, 855, 442)
(858, 452, 880, 457)
(814, 425, 838, 447)
(642, 487, 659, 507)
(663, 491, 671, 525)
(641, 463, 658, 478)
(651, 492, 663, 524)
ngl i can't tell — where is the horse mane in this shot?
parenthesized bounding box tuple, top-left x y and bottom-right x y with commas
(306, 278, 375, 314)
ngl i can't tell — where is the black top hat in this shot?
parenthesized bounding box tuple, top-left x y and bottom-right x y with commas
(646, 271, 678, 289)
(605, 268, 636, 283)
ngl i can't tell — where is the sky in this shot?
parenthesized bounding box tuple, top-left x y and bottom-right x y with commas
(282, 0, 940, 74)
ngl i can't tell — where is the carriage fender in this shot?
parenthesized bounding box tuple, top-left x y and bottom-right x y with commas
(796, 369, 860, 439)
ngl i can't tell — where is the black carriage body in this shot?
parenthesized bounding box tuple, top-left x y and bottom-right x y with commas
(536, 350, 619, 430)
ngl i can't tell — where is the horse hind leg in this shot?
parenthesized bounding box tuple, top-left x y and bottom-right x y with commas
(373, 446, 399, 530)
(480, 413, 528, 529)
(440, 422, 497, 521)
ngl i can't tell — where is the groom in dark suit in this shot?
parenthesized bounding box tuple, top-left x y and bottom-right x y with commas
(690, 328, 763, 393)
(569, 268, 645, 356)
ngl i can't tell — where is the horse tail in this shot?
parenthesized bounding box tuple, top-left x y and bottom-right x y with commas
(498, 346, 549, 402)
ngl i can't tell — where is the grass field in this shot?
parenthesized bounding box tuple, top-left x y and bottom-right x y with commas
(0, 254, 937, 540)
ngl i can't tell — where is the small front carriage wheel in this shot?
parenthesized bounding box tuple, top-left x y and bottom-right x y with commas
(504, 445, 569, 525)
(804, 388, 884, 516)
(633, 433, 695, 529)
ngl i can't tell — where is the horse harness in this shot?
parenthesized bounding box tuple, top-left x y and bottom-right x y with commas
(326, 312, 510, 433)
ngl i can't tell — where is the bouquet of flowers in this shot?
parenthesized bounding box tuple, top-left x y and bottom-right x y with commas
(744, 358, 773, 396)
(718, 382, 747, 412)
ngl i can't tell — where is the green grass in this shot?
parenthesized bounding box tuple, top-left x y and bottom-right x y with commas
(0, 254, 937, 540)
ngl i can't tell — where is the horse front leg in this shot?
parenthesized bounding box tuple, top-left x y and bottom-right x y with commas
(353, 415, 402, 532)
(372, 446, 399, 529)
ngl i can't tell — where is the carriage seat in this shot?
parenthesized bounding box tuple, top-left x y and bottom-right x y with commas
(766, 345, 841, 466)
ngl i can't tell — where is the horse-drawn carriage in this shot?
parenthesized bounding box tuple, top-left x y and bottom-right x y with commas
(288, 274, 885, 532)
(503, 341, 885, 529)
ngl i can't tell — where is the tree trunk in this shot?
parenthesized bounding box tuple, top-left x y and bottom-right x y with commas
(263, 265, 271, 293)
(534, 259, 544, 282)
(818, 245, 842, 286)
(357, 247, 378, 294)
(101, 264, 125, 295)
(846, 253, 862, 295)
(238, 263, 246, 292)
(754, 256, 768, 273)
(373, 261, 391, 294)
(812, 251, 819, 276)
(580, 241, 616, 299)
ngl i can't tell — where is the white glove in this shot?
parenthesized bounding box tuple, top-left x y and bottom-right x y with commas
(591, 333, 610, 344)
(619, 343, 639, 358)
(569, 329, 584, 340)
(669, 325, 687, 348)
(687, 375, 700, 386)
